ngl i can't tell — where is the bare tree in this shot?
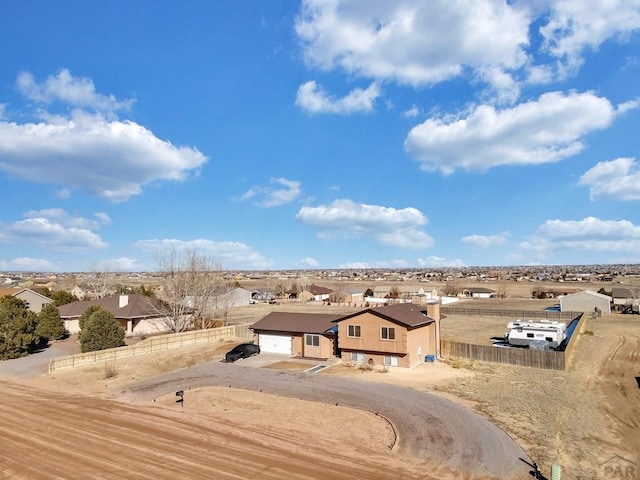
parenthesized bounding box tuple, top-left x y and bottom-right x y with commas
(86, 263, 117, 299)
(151, 247, 222, 332)
(329, 282, 347, 304)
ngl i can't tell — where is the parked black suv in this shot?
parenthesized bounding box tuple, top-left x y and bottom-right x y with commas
(225, 343, 261, 362)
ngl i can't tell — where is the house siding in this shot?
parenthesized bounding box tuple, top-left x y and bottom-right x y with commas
(337, 303, 439, 368)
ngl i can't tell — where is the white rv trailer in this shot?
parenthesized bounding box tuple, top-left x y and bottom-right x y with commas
(505, 320, 567, 349)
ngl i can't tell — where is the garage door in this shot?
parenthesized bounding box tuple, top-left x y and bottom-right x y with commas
(259, 334, 292, 354)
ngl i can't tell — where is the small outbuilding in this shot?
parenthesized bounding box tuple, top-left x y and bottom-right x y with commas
(559, 289, 611, 314)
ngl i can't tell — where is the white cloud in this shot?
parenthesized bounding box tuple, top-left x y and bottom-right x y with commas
(295, 0, 529, 94)
(0, 257, 60, 272)
(461, 231, 510, 248)
(405, 91, 625, 174)
(539, 0, 640, 75)
(298, 257, 319, 268)
(296, 199, 433, 249)
(103, 257, 141, 271)
(0, 213, 107, 251)
(136, 238, 272, 270)
(579, 157, 640, 201)
(295, 81, 380, 114)
(520, 217, 640, 257)
(17, 69, 134, 113)
(23, 208, 111, 230)
(339, 259, 410, 269)
(0, 70, 207, 202)
(237, 177, 302, 207)
(403, 105, 420, 118)
(417, 256, 465, 268)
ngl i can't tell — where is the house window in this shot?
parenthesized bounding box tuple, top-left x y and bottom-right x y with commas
(350, 352, 364, 362)
(383, 355, 399, 366)
(381, 326, 396, 340)
(526, 333, 534, 338)
(347, 325, 361, 338)
(305, 334, 320, 347)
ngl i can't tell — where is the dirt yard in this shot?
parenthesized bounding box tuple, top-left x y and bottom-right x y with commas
(1, 285, 638, 480)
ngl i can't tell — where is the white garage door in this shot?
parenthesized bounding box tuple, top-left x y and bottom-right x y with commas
(259, 334, 292, 354)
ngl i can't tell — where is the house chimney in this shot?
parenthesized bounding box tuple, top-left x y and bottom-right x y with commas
(119, 295, 129, 308)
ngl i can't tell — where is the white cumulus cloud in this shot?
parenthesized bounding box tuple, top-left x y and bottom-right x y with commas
(579, 157, 640, 201)
(296, 199, 433, 249)
(17, 69, 134, 113)
(0, 257, 61, 272)
(295, 81, 380, 114)
(461, 231, 510, 248)
(295, 0, 529, 91)
(0, 70, 207, 202)
(237, 177, 302, 207)
(540, 0, 640, 76)
(520, 217, 640, 257)
(136, 238, 272, 270)
(0, 212, 108, 251)
(417, 256, 466, 268)
(404, 91, 628, 174)
(298, 257, 320, 268)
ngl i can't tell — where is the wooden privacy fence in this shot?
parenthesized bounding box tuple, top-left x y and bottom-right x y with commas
(49, 324, 253, 373)
(440, 309, 586, 370)
(441, 340, 566, 370)
(440, 307, 577, 321)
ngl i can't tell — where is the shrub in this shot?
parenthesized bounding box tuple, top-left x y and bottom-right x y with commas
(104, 361, 118, 379)
(36, 304, 65, 342)
(79, 308, 125, 353)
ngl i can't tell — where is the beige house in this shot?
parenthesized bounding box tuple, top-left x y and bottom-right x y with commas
(333, 302, 440, 369)
(298, 285, 334, 302)
(58, 294, 178, 336)
(251, 312, 341, 359)
(0, 287, 53, 313)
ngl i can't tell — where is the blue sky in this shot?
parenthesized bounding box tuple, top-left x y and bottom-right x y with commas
(1, 1, 639, 272)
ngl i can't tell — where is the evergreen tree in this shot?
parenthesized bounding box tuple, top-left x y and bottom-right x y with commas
(36, 304, 66, 342)
(79, 304, 102, 330)
(79, 308, 125, 353)
(0, 296, 40, 359)
(50, 290, 79, 307)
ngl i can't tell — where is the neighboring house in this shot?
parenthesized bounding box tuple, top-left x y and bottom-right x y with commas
(333, 302, 441, 369)
(341, 287, 364, 304)
(611, 287, 640, 308)
(462, 287, 496, 298)
(58, 294, 178, 336)
(559, 290, 611, 314)
(251, 312, 342, 359)
(71, 285, 88, 300)
(0, 287, 53, 313)
(299, 285, 333, 302)
(213, 287, 251, 309)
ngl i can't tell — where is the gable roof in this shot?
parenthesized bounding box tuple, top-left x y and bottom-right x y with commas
(564, 289, 611, 300)
(334, 303, 435, 328)
(305, 285, 334, 295)
(58, 294, 169, 320)
(0, 287, 52, 302)
(251, 312, 342, 334)
(464, 287, 495, 293)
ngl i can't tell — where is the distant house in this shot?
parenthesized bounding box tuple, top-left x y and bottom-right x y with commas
(213, 287, 251, 309)
(58, 294, 178, 336)
(333, 303, 440, 369)
(341, 287, 365, 305)
(299, 285, 333, 302)
(559, 290, 611, 314)
(0, 287, 53, 313)
(251, 312, 341, 358)
(462, 287, 495, 299)
(611, 287, 640, 308)
(71, 285, 88, 300)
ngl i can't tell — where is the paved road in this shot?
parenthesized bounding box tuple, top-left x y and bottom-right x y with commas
(124, 361, 532, 479)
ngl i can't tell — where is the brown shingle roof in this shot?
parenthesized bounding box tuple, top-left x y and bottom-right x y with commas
(251, 312, 341, 334)
(334, 303, 434, 328)
(57, 294, 168, 320)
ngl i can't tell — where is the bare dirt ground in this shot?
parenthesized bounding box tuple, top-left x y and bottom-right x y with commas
(2, 280, 638, 480)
